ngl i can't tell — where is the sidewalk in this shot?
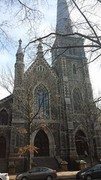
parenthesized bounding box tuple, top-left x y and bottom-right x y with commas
(57, 171, 78, 179)
(9, 171, 78, 180)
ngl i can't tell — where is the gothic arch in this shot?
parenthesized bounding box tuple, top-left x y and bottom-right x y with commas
(75, 129, 89, 156)
(0, 109, 8, 125)
(33, 82, 50, 93)
(34, 129, 49, 156)
(31, 127, 56, 157)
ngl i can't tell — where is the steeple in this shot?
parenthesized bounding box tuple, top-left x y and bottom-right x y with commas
(52, 0, 85, 64)
(56, 0, 73, 34)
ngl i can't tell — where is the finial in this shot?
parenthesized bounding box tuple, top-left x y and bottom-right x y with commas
(37, 40, 43, 52)
(19, 39, 22, 47)
(37, 40, 43, 57)
(17, 39, 23, 54)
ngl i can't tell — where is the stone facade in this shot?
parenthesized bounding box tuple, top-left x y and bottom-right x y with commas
(0, 0, 101, 172)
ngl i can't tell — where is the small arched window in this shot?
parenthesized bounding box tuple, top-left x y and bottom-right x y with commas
(37, 65, 44, 72)
(34, 84, 49, 119)
(73, 88, 83, 113)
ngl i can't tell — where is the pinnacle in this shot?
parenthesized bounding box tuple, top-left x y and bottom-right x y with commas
(16, 39, 23, 54)
(37, 40, 43, 58)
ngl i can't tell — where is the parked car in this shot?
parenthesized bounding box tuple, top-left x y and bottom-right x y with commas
(16, 167, 57, 180)
(0, 173, 9, 180)
(76, 164, 101, 180)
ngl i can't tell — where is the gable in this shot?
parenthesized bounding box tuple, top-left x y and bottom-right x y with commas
(25, 56, 57, 81)
(23, 56, 58, 100)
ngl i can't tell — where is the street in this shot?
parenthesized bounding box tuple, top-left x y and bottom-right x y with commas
(9, 171, 78, 180)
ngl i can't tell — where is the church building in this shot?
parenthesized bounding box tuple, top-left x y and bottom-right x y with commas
(0, 0, 101, 172)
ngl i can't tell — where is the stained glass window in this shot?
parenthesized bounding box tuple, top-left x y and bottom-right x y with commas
(35, 85, 49, 119)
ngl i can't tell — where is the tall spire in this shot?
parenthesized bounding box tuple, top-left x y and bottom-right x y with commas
(56, 0, 73, 34)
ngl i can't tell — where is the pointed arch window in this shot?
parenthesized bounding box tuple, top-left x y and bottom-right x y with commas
(73, 88, 83, 113)
(34, 85, 49, 119)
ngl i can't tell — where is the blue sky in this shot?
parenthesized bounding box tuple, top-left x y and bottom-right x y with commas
(0, 0, 101, 101)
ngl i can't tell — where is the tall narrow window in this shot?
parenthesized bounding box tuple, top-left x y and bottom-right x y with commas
(16, 134, 19, 147)
(73, 64, 76, 74)
(73, 88, 83, 113)
(35, 85, 49, 119)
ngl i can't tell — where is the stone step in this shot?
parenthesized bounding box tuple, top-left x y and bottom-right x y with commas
(33, 157, 61, 171)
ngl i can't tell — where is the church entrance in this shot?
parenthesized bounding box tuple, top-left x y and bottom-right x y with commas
(34, 130, 49, 157)
(75, 130, 89, 156)
(0, 136, 6, 158)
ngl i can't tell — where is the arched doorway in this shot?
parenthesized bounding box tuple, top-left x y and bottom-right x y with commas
(34, 130, 49, 157)
(75, 130, 89, 156)
(0, 136, 6, 158)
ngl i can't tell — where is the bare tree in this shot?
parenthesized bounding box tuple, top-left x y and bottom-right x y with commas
(0, 0, 101, 169)
(0, 66, 14, 94)
(0, 0, 100, 56)
(0, 0, 46, 49)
